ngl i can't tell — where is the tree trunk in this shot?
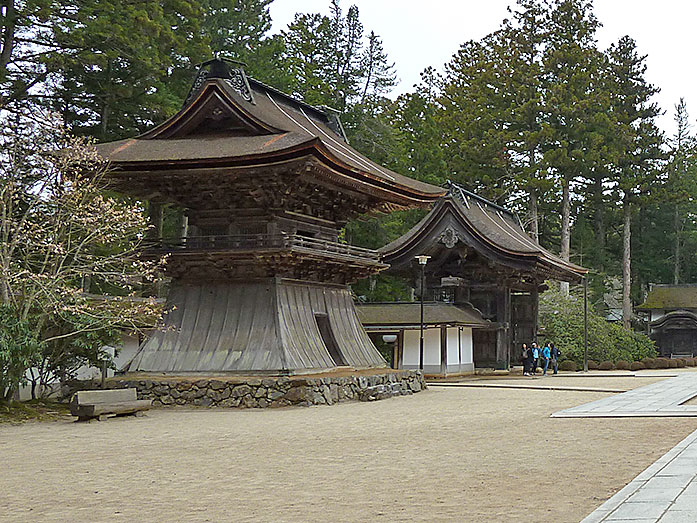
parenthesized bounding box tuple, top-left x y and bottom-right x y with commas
(560, 175, 571, 296)
(593, 176, 605, 270)
(0, 0, 16, 78)
(674, 204, 681, 285)
(528, 188, 539, 242)
(622, 194, 632, 330)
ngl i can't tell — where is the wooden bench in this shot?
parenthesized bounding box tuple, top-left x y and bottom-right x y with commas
(70, 388, 151, 422)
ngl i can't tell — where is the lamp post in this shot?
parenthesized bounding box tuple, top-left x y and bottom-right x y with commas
(583, 275, 589, 372)
(415, 255, 431, 371)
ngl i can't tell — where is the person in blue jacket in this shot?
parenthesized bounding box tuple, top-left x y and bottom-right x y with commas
(531, 342, 540, 375)
(542, 343, 551, 375)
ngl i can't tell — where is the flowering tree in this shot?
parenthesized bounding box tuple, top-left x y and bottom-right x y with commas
(0, 110, 164, 400)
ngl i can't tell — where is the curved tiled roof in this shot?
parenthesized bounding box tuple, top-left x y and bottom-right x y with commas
(95, 61, 444, 204)
(381, 183, 587, 283)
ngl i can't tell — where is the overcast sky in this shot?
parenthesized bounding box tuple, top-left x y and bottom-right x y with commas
(270, 0, 696, 136)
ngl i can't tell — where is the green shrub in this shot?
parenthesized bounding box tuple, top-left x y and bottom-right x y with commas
(656, 358, 670, 369)
(587, 360, 599, 370)
(677, 359, 687, 368)
(630, 361, 646, 371)
(559, 360, 577, 371)
(688, 358, 697, 367)
(615, 360, 630, 370)
(539, 289, 657, 367)
(598, 361, 614, 370)
(643, 358, 657, 369)
(669, 359, 679, 368)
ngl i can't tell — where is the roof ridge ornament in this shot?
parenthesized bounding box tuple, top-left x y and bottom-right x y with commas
(184, 57, 255, 105)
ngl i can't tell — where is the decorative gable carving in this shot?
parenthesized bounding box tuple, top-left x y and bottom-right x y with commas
(439, 226, 461, 249)
(144, 85, 276, 140)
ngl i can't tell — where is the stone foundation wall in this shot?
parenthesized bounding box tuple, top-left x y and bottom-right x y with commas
(105, 370, 425, 408)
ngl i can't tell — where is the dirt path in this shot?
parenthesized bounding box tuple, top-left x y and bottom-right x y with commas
(2, 372, 697, 522)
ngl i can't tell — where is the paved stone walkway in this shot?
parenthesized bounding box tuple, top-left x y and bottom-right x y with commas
(582, 428, 697, 522)
(553, 374, 697, 418)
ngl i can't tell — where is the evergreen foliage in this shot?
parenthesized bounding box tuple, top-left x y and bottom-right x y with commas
(539, 288, 656, 365)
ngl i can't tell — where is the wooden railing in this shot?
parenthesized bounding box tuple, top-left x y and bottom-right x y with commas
(150, 233, 381, 261)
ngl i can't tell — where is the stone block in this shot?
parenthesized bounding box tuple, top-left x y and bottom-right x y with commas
(209, 380, 226, 390)
(329, 384, 339, 403)
(267, 389, 284, 401)
(322, 385, 332, 405)
(232, 385, 252, 398)
(254, 387, 267, 399)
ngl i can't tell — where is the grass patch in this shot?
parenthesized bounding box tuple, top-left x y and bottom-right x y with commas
(0, 399, 71, 424)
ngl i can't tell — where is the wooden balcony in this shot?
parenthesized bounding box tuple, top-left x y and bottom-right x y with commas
(149, 233, 381, 262)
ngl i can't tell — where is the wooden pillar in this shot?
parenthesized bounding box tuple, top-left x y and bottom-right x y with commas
(148, 202, 164, 239)
(532, 286, 540, 344)
(495, 286, 511, 370)
(396, 330, 404, 369)
(440, 327, 448, 376)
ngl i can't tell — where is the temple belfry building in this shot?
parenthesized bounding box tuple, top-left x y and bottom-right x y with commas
(95, 58, 445, 375)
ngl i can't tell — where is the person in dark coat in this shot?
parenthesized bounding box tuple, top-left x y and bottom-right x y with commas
(550, 343, 561, 374)
(521, 343, 530, 376)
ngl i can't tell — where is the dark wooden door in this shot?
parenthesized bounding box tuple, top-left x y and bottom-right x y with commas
(473, 329, 497, 368)
(666, 329, 697, 357)
(511, 292, 536, 364)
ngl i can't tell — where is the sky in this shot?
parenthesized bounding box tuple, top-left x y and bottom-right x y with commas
(270, 0, 697, 136)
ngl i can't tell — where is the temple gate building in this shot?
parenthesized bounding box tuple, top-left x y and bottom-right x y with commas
(371, 183, 587, 375)
(95, 58, 445, 375)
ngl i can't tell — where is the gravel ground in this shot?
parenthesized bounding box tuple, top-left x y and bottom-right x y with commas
(2, 370, 697, 523)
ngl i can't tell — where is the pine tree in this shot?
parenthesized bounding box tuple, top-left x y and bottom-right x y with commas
(48, 0, 208, 140)
(605, 35, 663, 329)
(667, 98, 697, 284)
(541, 0, 605, 295)
(202, 0, 293, 91)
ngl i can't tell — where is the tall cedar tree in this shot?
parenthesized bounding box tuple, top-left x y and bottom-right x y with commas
(49, 1, 208, 140)
(666, 99, 697, 284)
(541, 0, 605, 296)
(202, 0, 294, 92)
(605, 35, 662, 328)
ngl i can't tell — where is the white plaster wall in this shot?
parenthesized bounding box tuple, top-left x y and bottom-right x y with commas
(403, 328, 440, 366)
(460, 327, 473, 365)
(17, 332, 139, 400)
(447, 328, 459, 365)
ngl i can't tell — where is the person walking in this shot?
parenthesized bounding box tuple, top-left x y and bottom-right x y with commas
(531, 342, 540, 375)
(550, 342, 561, 374)
(542, 342, 551, 375)
(521, 343, 530, 376)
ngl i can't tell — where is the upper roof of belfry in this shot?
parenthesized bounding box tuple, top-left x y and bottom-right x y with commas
(95, 58, 445, 206)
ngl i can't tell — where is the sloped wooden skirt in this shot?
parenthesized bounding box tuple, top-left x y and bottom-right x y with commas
(127, 279, 387, 374)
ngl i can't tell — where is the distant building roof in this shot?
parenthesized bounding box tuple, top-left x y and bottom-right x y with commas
(637, 284, 697, 310)
(356, 302, 492, 330)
